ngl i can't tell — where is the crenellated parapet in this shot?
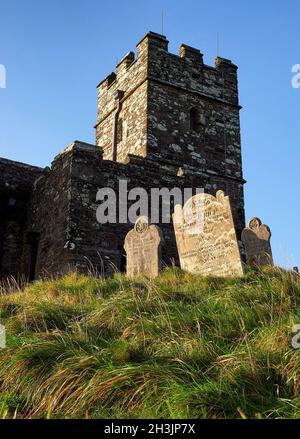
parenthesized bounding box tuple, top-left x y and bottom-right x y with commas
(96, 32, 239, 121)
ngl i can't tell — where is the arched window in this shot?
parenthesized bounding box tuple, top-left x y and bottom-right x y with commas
(190, 108, 201, 132)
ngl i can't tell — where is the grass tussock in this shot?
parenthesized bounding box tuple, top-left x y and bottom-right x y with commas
(0, 267, 300, 418)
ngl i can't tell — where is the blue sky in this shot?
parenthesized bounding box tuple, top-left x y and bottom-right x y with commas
(0, 0, 299, 268)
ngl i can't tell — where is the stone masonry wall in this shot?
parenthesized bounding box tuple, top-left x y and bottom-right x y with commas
(0, 139, 245, 279)
(0, 158, 42, 278)
(95, 35, 151, 161)
(45, 142, 245, 277)
(22, 146, 77, 277)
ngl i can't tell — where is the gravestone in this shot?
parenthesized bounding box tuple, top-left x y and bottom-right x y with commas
(172, 190, 243, 277)
(241, 217, 273, 266)
(124, 216, 163, 277)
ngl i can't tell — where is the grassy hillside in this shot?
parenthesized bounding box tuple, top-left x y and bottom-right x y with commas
(0, 267, 300, 419)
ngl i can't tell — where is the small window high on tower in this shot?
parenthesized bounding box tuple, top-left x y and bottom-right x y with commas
(190, 108, 201, 133)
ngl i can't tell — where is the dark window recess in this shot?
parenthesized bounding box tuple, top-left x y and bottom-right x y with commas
(190, 108, 201, 132)
(27, 232, 40, 282)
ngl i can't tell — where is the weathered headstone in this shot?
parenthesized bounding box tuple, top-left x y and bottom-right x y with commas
(241, 217, 273, 266)
(172, 190, 244, 277)
(124, 216, 163, 277)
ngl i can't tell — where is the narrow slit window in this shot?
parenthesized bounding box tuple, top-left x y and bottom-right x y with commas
(190, 108, 201, 132)
(117, 118, 123, 143)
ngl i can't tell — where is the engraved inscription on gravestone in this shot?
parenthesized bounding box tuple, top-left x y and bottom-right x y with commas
(124, 216, 163, 278)
(172, 190, 244, 277)
(241, 217, 273, 266)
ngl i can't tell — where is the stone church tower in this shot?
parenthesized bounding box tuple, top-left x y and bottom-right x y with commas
(96, 32, 243, 180)
(0, 32, 245, 279)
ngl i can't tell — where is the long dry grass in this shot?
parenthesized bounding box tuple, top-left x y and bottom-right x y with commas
(0, 267, 300, 419)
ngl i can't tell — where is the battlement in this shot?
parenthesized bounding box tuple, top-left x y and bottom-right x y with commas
(97, 32, 238, 106)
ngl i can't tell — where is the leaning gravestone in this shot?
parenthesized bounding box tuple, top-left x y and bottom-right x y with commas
(172, 190, 244, 277)
(124, 216, 163, 278)
(241, 217, 273, 266)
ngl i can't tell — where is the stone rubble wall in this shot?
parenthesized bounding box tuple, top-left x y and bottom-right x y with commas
(25, 141, 244, 277)
(0, 158, 42, 278)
